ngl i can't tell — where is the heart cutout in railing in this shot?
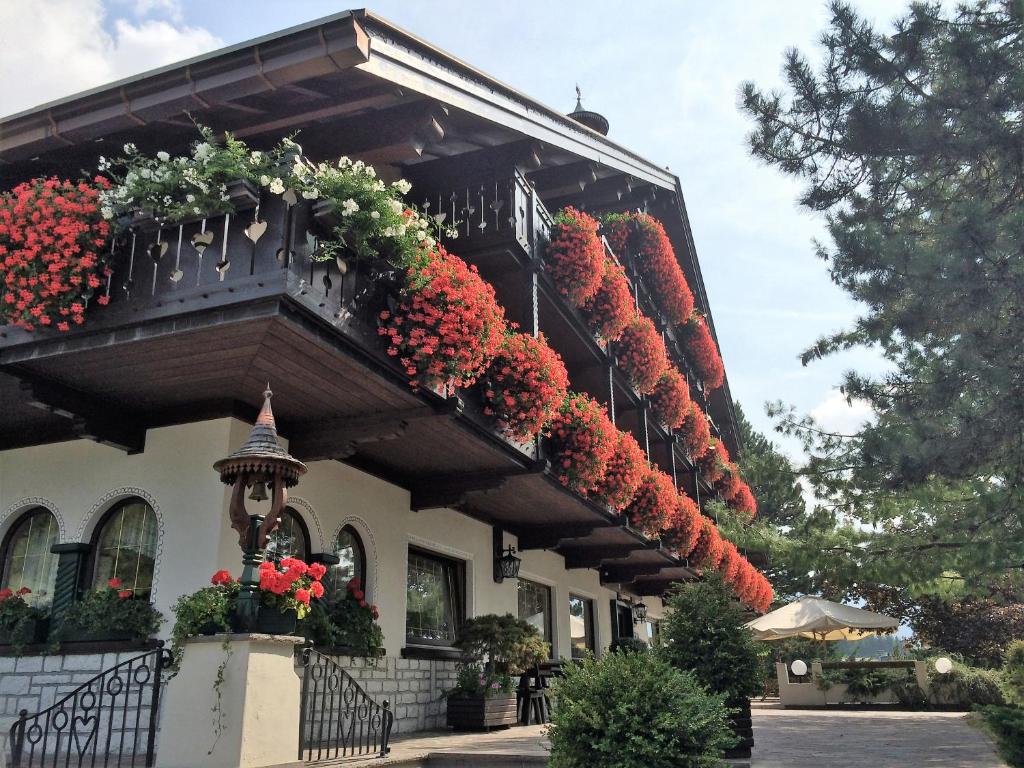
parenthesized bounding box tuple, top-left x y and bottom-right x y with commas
(245, 219, 268, 243)
(191, 231, 215, 254)
(71, 714, 98, 756)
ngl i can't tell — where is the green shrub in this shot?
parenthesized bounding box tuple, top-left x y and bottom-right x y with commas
(548, 650, 735, 768)
(977, 706, 1024, 767)
(1001, 640, 1024, 707)
(929, 661, 1005, 708)
(609, 637, 650, 654)
(454, 614, 549, 674)
(661, 576, 763, 704)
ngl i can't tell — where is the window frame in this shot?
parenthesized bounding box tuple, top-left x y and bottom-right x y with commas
(334, 525, 366, 586)
(0, 507, 59, 606)
(404, 546, 465, 649)
(568, 593, 596, 659)
(517, 577, 554, 652)
(88, 497, 159, 599)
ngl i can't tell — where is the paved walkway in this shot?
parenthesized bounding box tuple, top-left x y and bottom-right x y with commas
(751, 702, 1007, 768)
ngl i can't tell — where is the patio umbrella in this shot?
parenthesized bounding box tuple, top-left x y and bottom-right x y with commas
(744, 596, 899, 641)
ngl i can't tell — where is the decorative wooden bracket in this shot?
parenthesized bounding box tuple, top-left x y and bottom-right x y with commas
(515, 523, 598, 551)
(599, 563, 668, 585)
(18, 376, 145, 454)
(563, 545, 644, 570)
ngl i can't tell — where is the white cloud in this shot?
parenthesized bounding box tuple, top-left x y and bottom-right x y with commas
(0, 0, 222, 118)
(811, 389, 875, 435)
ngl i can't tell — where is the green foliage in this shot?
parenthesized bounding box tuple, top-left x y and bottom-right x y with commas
(978, 706, 1024, 767)
(454, 614, 549, 675)
(661, 577, 763, 703)
(0, 591, 46, 653)
(1000, 641, 1024, 707)
(55, 584, 162, 642)
(300, 596, 384, 656)
(169, 584, 238, 669)
(742, 0, 1024, 593)
(928, 661, 1005, 709)
(815, 666, 915, 703)
(548, 650, 735, 768)
(609, 637, 651, 654)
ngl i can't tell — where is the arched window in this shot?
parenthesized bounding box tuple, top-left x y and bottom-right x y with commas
(1, 508, 59, 606)
(92, 498, 158, 599)
(264, 507, 310, 563)
(328, 525, 366, 600)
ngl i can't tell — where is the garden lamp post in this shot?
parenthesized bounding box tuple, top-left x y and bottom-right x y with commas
(213, 386, 306, 630)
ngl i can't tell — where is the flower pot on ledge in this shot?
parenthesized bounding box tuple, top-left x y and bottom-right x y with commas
(445, 693, 518, 731)
(254, 607, 298, 636)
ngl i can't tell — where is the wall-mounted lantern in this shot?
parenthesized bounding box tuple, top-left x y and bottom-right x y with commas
(493, 526, 522, 583)
(632, 600, 648, 624)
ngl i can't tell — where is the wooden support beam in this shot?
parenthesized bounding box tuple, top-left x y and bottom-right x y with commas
(527, 160, 600, 199)
(599, 562, 667, 584)
(515, 524, 599, 551)
(409, 458, 546, 511)
(403, 139, 546, 189)
(563, 545, 644, 570)
(287, 399, 462, 461)
(17, 377, 145, 454)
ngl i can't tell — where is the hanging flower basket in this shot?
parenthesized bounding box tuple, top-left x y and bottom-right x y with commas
(690, 518, 725, 569)
(481, 332, 569, 442)
(720, 541, 742, 586)
(663, 493, 702, 557)
(592, 430, 647, 511)
(614, 315, 670, 395)
(683, 314, 725, 391)
(379, 246, 506, 391)
(580, 258, 635, 341)
(679, 401, 712, 459)
(548, 393, 617, 495)
(650, 368, 691, 429)
(0, 176, 111, 332)
(699, 439, 731, 485)
(718, 461, 743, 500)
(545, 207, 604, 307)
(603, 212, 694, 326)
(623, 468, 678, 538)
(728, 482, 758, 520)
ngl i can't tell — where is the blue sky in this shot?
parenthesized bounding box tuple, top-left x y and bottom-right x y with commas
(0, 0, 902, 457)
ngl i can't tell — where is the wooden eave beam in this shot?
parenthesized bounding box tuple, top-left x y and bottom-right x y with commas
(287, 398, 462, 462)
(600, 563, 669, 585)
(402, 139, 546, 189)
(527, 160, 600, 199)
(562, 545, 645, 570)
(514, 523, 599, 551)
(16, 376, 145, 454)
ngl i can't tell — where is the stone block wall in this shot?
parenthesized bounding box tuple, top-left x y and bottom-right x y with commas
(306, 654, 459, 735)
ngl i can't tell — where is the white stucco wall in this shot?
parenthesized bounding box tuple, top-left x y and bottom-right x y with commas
(0, 417, 660, 658)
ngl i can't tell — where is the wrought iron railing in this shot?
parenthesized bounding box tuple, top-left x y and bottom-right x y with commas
(8, 644, 171, 768)
(298, 648, 393, 762)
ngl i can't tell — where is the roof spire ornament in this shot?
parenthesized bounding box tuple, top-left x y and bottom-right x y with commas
(568, 85, 610, 136)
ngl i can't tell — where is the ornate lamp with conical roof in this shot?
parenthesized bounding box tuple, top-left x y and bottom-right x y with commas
(568, 85, 610, 136)
(213, 385, 307, 629)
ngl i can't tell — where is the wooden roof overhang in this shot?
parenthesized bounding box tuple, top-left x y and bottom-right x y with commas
(0, 9, 728, 594)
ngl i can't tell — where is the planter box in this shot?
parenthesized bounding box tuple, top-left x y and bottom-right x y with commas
(58, 627, 137, 643)
(255, 607, 297, 636)
(0, 618, 47, 647)
(227, 179, 260, 211)
(724, 698, 754, 759)
(446, 693, 518, 731)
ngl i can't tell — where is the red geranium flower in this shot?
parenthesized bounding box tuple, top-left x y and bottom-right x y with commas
(107, 577, 122, 589)
(548, 392, 617, 495)
(379, 246, 506, 392)
(650, 369, 691, 429)
(580, 258, 635, 341)
(689, 518, 725, 569)
(0, 588, 12, 601)
(592, 430, 647, 511)
(310, 581, 325, 599)
(683, 314, 725, 391)
(308, 562, 327, 581)
(481, 332, 569, 442)
(698, 439, 731, 485)
(603, 212, 694, 326)
(623, 468, 678, 538)
(15, 587, 31, 596)
(615, 315, 670, 395)
(118, 589, 133, 600)
(679, 401, 712, 459)
(663, 493, 702, 557)
(0, 176, 111, 332)
(211, 569, 233, 586)
(545, 207, 604, 307)
(295, 588, 311, 606)
(728, 482, 758, 520)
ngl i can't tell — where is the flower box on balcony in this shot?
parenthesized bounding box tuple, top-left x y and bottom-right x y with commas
(226, 178, 260, 211)
(445, 692, 518, 731)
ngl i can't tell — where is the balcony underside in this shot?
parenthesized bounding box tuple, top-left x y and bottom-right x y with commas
(0, 293, 689, 593)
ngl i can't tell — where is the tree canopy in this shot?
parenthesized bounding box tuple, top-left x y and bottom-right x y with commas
(741, 0, 1024, 593)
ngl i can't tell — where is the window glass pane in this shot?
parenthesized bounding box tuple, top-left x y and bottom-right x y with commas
(2, 509, 58, 606)
(93, 500, 157, 598)
(406, 550, 460, 645)
(264, 509, 307, 563)
(569, 595, 594, 659)
(518, 579, 552, 646)
(328, 527, 365, 602)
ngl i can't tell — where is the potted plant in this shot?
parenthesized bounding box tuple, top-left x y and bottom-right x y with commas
(300, 576, 384, 656)
(254, 557, 326, 634)
(0, 588, 48, 651)
(445, 614, 549, 731)
(53, 578, 163, 644)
